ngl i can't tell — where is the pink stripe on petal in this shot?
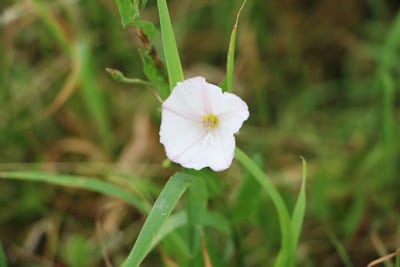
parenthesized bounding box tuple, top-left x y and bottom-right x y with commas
(170, 131, 208, 162)
(202, 83, 210, 114)
(163, 105, 202, 122)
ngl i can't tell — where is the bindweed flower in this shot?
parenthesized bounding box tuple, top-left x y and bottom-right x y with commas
(160, 76, 249, 171)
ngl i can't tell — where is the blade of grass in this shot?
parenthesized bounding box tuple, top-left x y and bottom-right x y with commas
(234, 148, 294, 267)
(226, 0, 247, 92)
(326, 228, 354, 267)
(377, 10, 400, 73)
(157, 0, 184, 90)
(78, 41, 113, 149)
(0, 239, 7, 267)
(160, 231, 191, 265)
(32, 0, 71, 54)
(380, 72, 396, 183)
(231, 153, 262, 222)
(154, 211, 187, 247)
(291, 157, 307, 250)
(0, 171, 149, 213)
(121, 172, 197, 267)
(187, 177, 208, 266)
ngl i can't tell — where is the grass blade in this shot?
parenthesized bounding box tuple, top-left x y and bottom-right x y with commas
(377, 10, 400, 73)
(121, 172, 196, 267)
(157, 0, 184, 90)
(226, 0, 247, 92)
(187, 177, 208, 266)
(234, 148, 294, 267)
(78, 41, 113, 150)
(291, 157, 307, 249)
(326, 228, 354, 267)
(0, 171, 149, 213)
(0, 239, 7, 267)
(153, 211, 187, 247)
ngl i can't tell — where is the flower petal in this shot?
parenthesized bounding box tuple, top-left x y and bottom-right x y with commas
(217, 92, 249, 135)
(163, 77, 208, 118)
(171, 129, 234, 171)
(160, 106, 206, 162)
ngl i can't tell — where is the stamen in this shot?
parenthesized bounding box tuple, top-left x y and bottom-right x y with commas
(202, 114, 219, 130)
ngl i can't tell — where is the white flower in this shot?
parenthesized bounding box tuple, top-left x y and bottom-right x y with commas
(160, 76, 249, 171)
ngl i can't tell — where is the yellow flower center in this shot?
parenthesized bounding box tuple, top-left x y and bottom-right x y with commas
(202, 114, 219, 130)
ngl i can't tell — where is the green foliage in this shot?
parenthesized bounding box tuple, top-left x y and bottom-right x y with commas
(156, 0, 184, 90)
(2, 0, 400, 266)
(225, 0, 247, 93)
(121, 172, 197, 267)
(78, 41, 113, 149)
(291, 157, 307, 250)
(0, 239, 7, 267)
(115, 0, 140, 28)
(235, 148, 298, 267)
(0, 171, 149, 213)
(187, 177, 208, 266)
(139, 49, 170, 99)
(61, 234, 97, 267)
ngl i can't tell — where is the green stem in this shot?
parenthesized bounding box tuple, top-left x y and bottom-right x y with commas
(106, 68, 151, 86)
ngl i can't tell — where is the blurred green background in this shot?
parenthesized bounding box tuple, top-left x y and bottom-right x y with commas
(1, 0, 400, 266)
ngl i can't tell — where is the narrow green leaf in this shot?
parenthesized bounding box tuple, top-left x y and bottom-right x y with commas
(160, 231, 191, 265)
(0, 239, 7, 267)
(32, 0, 71, 54)
(326, 228, 354, 267)
(226, 28, 237, 93)
(121, 172, 196, 267)
(0, 171, 149, 213)
(380, 73, 396, 184)
(152, 210, 231, 253)
(234, 148, 294, 267)
(154, 211, 187, 247)
(187, 177, 208, 266)
(291, 157, 307, 249)
(377, 10, 400, 72)
(78, 41, 113, 149)
(231, 154, 262, 222)
(115, 0, 140, 28)
(62, 234, 92, 267)
(157, 0, 184, 90)
(226, 0, 247, 92)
